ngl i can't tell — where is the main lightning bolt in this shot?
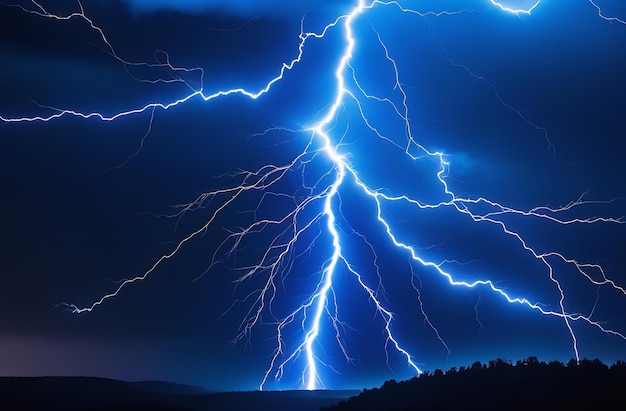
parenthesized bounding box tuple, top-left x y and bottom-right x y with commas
(2, 0, 625, 391)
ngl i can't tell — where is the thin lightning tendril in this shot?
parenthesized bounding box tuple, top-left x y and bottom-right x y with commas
(2, 0, 625, 391)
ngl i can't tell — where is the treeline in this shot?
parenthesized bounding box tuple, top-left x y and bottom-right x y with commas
(322, 357, 626, 411)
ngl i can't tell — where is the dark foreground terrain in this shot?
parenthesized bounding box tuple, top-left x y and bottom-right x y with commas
(2, 358, 623, 410)
(323, 357, 626, 411)
(0, 377, 358, 411)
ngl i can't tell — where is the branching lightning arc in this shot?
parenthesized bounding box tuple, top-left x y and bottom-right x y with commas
(2, 0, 625, 390)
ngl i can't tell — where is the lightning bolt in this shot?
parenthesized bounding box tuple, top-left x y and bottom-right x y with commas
(489, 0, 541, 15)
(2, 0, 625, 391)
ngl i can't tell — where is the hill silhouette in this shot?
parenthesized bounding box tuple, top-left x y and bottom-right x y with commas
(0, 377, 208, 410)
(323, 357, 625, 411)
(2, 359, 623, 410)
(0, 376, 358, 411)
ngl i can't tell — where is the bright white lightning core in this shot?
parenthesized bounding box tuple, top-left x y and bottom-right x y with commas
(2, 0, 625, 391)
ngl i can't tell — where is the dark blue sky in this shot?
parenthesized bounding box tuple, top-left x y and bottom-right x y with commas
(1, 0, 625, 391)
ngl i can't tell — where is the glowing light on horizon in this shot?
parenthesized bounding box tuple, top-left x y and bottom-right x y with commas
(2, 0, 625, 391)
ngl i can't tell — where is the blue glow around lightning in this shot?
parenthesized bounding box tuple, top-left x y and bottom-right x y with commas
(2, 0, 625, 391)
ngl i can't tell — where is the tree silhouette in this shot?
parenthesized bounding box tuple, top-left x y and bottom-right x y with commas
(322, 357, 626, 411)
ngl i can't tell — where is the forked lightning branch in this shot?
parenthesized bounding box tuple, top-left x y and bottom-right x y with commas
(2, 0, 625, 390)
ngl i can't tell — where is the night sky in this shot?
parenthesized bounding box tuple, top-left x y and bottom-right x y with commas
(1, 0, 625, 391)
